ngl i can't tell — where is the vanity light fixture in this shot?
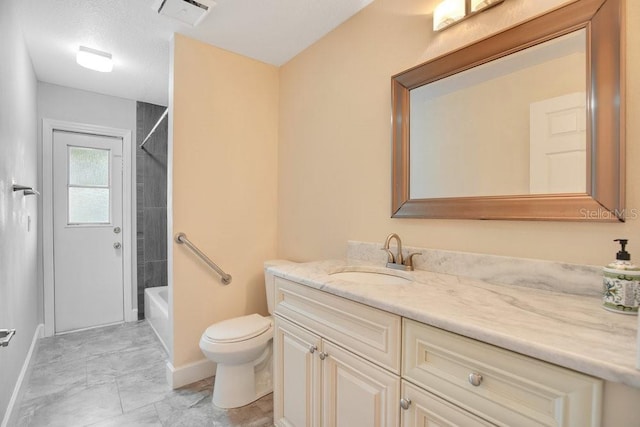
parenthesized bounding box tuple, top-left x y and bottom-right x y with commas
(433, 0, 465, 31)
(76, 46, 113, 72)
(433, 0, 505, 31)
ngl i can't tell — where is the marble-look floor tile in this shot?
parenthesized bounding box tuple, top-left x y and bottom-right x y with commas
(33, 335, 89, 366)
(117, 364, 174, 413)
(22, 358, 87, 403)
(86, 343, 166, 386)
(153, 377, 213, 417)
(155, 379, 273, 427)
(26, 381, 122, 427)
(211, 393, 274, 427)
(16, 320, 274, 426)
(88, 404, 162, 426)
(82, 322, 159, 356)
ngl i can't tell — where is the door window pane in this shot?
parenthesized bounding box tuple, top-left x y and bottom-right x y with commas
(67, 146, 111, 224)
(68, 188, 110, 223)
(69, 147, 109, 186)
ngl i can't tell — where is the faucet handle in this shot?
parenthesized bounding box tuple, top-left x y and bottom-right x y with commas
(404, 252, 421, 269)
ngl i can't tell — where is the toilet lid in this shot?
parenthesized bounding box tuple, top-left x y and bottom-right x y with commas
(204, 314, 272, 343)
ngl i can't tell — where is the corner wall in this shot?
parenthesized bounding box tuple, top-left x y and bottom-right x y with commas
(0, 0, 39, 421)
(171, 34, 279, 368)
(277, 0, 639, 267)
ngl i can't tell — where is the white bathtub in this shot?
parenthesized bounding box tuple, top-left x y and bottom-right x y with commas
(145, 286, 171, 355)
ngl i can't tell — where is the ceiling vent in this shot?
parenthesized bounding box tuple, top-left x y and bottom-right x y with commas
(153, 0, 217, 27)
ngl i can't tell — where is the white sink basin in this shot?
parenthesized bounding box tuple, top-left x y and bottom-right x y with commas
(329, 267, 413, 285)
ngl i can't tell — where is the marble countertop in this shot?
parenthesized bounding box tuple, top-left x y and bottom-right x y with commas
(269, 260, 640, 389)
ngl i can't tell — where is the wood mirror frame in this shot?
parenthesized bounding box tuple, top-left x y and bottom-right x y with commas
(391, 0, 624, 221)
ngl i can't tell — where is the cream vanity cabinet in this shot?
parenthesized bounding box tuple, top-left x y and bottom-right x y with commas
(402, 319, 602, 427)
(273, 277, 401, 427)
(273, 277, 602, 427)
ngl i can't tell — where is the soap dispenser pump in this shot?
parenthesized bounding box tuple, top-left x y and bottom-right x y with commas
(603, 239, 640, 314)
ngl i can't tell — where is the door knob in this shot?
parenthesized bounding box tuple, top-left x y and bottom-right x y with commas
(113, 226, 121, 234)
(113, 242, 122, 249)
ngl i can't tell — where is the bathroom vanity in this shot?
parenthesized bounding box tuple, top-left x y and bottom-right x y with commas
(270, 252, 639, 426)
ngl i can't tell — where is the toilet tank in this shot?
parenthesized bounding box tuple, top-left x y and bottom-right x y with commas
(263, 260, 294, 314)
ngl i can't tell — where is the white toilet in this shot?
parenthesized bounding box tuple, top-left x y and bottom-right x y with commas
(199, 260, 290, 408)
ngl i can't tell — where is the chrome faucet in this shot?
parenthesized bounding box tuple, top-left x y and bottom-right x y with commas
(382, 233, 420, 271)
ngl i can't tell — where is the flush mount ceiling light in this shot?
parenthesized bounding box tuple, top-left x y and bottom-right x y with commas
(76, 46, 113, 72)
(433, 0, 505, 32)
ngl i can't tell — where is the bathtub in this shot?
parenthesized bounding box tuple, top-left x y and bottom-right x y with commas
(145, 286, 171, 355)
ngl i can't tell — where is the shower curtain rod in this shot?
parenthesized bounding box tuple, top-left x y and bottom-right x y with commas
(139, 108, 168, 151)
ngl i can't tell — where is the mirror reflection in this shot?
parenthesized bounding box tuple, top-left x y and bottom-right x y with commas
(409, 29, 586, 199)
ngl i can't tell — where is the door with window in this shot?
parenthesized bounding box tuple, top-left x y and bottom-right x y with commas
(53, 130, 124, 333)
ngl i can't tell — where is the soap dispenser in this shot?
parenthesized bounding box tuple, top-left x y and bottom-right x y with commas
(603, 239, 640, 314)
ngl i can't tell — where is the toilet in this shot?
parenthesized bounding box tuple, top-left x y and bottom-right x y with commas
(199, 260, 291, 409)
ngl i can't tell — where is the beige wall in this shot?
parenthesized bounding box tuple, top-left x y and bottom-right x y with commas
(278, 0, 638, 267)
(171, 34, 279, 367)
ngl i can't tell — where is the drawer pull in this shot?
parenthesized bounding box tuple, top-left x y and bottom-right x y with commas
(468, 372, 483, 387)
(400, 398, 412, 410)
(319, 352, 328, 360)
(309, 345, 317, 354)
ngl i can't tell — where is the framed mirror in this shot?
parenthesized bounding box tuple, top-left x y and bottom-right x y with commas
(391, 0, 624, 221)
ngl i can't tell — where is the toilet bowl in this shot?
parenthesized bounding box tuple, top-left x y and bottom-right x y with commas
(199, 260, 292, 409)
(200, 313, 274, 408)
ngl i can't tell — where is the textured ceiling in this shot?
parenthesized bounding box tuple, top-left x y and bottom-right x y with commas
(16, 0, 374, 106)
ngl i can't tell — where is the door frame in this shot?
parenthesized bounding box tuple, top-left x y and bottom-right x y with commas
(43, 118, 134, 337)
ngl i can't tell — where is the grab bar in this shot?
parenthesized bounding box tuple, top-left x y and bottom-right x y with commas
(175, 232, 232, 285)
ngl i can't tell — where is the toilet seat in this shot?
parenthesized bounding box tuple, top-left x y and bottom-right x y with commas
(204, 314, 272, 343)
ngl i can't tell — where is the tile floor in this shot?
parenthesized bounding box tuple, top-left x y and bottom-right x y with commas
(15, 321, 273, 427)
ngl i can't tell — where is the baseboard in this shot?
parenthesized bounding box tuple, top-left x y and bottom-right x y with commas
(166, 358, 216, 389)
(1, 323, 44, 427)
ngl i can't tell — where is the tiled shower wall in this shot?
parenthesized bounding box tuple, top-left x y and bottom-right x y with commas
(136, 102, 168, 319)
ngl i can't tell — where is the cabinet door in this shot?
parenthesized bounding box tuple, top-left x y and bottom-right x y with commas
(322, 340, 400, 427)
(274, 317, 322, 427)
(400, 381, 494, 427)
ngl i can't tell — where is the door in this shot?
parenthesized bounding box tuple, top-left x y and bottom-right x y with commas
(322, 341, 400, 427)
(52, 130, 124, 333)
(274, 317, 322, 427)
(529, 92, 587, 194)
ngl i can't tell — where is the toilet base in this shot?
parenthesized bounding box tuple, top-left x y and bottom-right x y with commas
(212, 345, 273, 408)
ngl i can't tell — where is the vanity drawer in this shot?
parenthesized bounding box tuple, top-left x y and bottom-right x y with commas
(274, 276, 401, 373)
(403, 319, 602, 427)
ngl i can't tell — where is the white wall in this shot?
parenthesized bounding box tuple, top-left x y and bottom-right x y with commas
(0, 0, 40, 421)
(37, 82, 137, 320)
